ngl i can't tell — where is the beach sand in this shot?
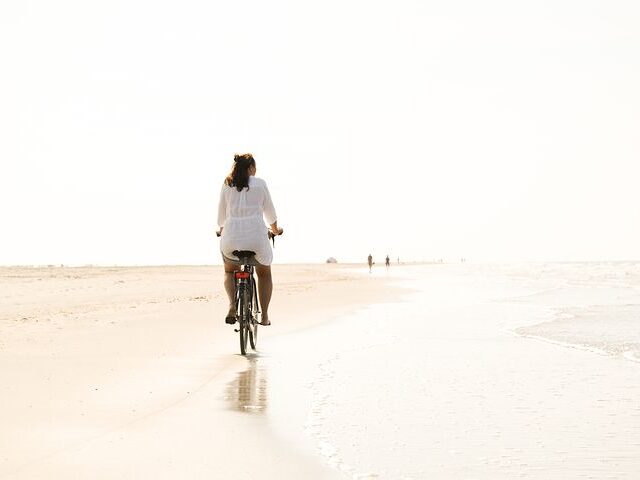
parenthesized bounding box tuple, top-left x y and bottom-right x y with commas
(0, 264, 401, 479)
(2, 262, 640, 479)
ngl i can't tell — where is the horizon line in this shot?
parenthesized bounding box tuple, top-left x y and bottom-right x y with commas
(1, 259, 639, 268)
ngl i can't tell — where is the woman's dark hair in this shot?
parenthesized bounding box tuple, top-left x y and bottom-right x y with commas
(225, 153, 256, 192)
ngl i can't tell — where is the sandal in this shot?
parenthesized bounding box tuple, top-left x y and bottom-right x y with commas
(225, 314, 237, 325)
(259, 318, 271, 326)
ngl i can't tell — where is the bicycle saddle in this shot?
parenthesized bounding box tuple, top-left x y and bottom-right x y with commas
(232, 250, 256, 259)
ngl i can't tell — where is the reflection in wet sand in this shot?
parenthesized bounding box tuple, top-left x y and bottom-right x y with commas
(227, 357, 268, 414)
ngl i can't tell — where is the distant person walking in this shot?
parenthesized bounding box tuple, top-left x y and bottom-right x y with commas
(385, 255, 390, 267)
(367, 254, 373, 273)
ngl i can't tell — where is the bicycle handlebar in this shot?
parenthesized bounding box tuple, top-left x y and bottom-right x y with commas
(268, 229, 283, 246)
(216, 229, 283, 245)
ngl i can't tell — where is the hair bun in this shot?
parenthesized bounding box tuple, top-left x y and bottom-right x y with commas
(234, 153, 253, 164)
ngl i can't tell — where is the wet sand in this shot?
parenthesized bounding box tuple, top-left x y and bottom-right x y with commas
(0, 264, 402, 479)
(256, 263, 640, 479)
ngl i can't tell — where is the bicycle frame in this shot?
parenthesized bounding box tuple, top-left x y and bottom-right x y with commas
(234, 264, 259, 314)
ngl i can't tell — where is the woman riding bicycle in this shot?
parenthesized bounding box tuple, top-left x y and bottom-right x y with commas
(217, 153, 283, 326)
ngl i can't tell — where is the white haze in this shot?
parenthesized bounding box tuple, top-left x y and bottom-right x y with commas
(1, 0, 639, 265)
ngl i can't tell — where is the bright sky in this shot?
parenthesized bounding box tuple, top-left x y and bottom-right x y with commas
(1, 0, 639, 265)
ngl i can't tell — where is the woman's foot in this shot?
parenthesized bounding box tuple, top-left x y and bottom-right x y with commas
(259, 313, 271, 326)
(225, 306, 237, 324)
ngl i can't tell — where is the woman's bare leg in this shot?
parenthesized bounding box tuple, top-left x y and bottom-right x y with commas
(223, 261, 236, 318)
(255, 264, 273, 324)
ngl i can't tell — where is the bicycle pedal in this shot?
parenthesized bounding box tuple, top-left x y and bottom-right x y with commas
(233, 328, 239, 333)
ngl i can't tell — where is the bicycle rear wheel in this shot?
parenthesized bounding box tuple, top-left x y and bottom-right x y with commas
(238, 287, 249, 355)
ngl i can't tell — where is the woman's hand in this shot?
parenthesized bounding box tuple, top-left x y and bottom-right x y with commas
(269, 223, 283, 236)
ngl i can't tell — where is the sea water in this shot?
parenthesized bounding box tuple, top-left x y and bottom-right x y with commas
(229, 263, 640, 479)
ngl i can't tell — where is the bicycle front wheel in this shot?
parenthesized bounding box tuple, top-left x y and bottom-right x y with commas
(249, 277, 259, 350)
(249, 318, 258, 350)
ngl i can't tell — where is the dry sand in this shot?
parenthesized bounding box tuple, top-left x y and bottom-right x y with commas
(0, 264, 402, 479)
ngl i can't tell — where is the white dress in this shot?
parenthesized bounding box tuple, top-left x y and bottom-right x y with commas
(217, 176, 277, 265)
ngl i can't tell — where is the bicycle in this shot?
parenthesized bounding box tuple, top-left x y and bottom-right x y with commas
(218, 230, 281, 355)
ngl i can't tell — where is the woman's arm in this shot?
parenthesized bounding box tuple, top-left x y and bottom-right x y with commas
(217, 184, 227, 231)
(263, 182, 280, 233)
